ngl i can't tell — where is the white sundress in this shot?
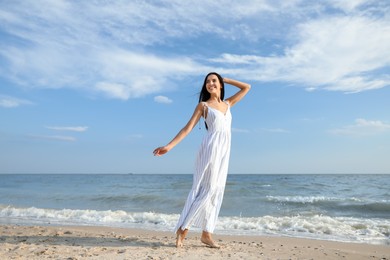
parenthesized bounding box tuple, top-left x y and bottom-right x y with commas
(175, 101, 232, 233)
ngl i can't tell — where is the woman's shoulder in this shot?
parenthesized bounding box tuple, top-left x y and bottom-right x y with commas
(197, 101, 209, 108)
(195, 102, 208, 112)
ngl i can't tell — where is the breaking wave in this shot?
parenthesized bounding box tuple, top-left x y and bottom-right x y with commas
(1, 205, 389, 245)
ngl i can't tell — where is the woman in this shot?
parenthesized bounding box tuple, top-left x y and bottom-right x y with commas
(153, 72, 250, 248)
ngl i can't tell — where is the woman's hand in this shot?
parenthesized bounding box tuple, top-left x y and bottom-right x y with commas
(153, 146, 170, 156)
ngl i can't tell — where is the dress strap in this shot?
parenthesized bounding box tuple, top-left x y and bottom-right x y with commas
(203, 102, 207, 119)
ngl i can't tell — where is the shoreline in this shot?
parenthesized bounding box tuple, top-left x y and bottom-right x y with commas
(1, 225, 389, 259)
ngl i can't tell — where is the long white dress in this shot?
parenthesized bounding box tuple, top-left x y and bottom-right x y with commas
(175, 101, 232, 233)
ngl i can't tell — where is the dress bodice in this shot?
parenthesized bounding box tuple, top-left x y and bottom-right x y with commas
(204, 102, 232, 133)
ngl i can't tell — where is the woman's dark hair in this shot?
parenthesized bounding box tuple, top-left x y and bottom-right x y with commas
(198, 72, 224, 130)
(198, 72, 225, 103)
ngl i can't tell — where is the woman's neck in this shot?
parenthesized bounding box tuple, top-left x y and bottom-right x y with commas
(208, 95, 222, 103)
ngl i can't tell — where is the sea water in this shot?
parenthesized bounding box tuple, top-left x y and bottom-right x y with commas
(0, 174, 389, 245)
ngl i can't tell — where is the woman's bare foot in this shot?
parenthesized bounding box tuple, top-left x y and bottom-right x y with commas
(175, 228, 188, 248)
(175, 231, 182, 248)
(201, 231, 221, 249)
(201, 238, 221, 248)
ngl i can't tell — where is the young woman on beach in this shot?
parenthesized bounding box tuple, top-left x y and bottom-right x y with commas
(153, 72, 250, 248)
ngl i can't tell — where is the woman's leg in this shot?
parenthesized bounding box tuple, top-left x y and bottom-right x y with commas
(201, 231, 220, 248)
(175, 228, 189, 248)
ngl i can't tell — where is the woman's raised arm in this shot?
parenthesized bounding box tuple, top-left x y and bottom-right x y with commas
(224, 77, 251, 107)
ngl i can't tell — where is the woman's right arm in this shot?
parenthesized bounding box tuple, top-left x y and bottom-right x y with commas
(153, 102, 204, 156)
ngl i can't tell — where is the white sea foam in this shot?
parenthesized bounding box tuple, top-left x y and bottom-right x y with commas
(217, 215, 390, 245)
(0, 205, 178, 230)
(0, 205, 388, 245)
(266, 195, 362, 203)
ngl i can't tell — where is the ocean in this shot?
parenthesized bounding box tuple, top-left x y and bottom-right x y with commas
(0, 174, 389, 245)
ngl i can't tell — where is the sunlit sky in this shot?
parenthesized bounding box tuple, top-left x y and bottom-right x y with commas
(1, 0, 389, 174)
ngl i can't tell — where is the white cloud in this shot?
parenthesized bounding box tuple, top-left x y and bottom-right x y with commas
(154, 95, 173, 104)
(0, 1, 306, 92)
(260, 128, 290, 134)
(330, 118, 390, 136)
(0, 95, 33, 108)
(0, 2, 206, 99)
(327, 0, 368, 12)
(45, 126, 88, 132)
(232, 128, 250, 133)
(0, 0, 388, 98)
(95, 82, 131, 100)
(211, 15, 390, 93)
(27, 126, 87, 142)
(94, 50, 200, 99)
(28, 135, 76, 142)
(126, 134, 143, 141)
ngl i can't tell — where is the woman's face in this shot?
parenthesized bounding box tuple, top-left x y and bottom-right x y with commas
(205, 74, 221, 95)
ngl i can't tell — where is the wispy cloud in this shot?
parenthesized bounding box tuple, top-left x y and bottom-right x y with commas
(260, 128, 291, 134)
(28, 135, 76, 142)
(232, 128, 250, 133)
(329, 118, 390, 136)
(0, 2, 205, 99)
(212, 14, 390, 93)
(28, 126, 87, 142)
(94, 51, 200, 99)
(94, 82, 132, 100)
(45, 126, 88, 132)
(154, 95, 173, 104)
(126, 134, 143, 142)
(0, 0, 388, 99)
(0, 95, 33, 108)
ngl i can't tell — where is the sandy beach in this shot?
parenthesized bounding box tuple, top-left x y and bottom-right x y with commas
(0, 225, 388, 259)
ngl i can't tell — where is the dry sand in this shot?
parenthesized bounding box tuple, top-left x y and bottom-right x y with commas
(1, 225, 389, 259)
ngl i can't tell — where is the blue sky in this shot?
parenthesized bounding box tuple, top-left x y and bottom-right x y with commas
(1, 0, 389, 174)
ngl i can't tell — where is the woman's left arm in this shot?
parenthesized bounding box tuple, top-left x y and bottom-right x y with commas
(224, 77, 251, 107)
